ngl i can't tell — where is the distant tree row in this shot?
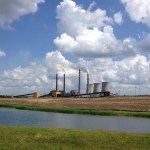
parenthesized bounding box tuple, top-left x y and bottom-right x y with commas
(0, 95, 12, 98)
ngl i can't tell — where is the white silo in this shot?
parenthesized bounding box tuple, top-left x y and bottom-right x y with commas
(87, 84, 94, 94)
(101, 82, 109, 92)
(93, 83, 101, 93)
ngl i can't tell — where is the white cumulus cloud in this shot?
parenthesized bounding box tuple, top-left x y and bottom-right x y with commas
(121, 0, 150, 27)
(114, 11, 123, 25)
(56, 0, 112, 37)
(54, 0, 136, 58)
(0, 50, 6, 57)
(0, 0, 44, 29)
(54, 26, 136, 57)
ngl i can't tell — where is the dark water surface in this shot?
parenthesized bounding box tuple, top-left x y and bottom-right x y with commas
(0, 108, 150, 133)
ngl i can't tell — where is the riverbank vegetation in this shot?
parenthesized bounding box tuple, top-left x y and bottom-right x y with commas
(0, 103, 150, 118)
(0, 126, 149, 150)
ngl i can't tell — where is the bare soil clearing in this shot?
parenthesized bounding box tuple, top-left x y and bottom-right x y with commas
(0, 96, 150, 112)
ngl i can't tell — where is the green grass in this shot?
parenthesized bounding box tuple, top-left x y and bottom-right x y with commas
(0, 103, 150, 118)
(0, 126, 150, 150)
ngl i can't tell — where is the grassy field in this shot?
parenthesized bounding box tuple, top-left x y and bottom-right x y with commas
(0, 126, 150, 150)
(0, 96, 150, 112)
(0, 103, 150, 117)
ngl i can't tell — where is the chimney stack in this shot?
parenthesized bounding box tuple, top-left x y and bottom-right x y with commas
(78, 69, 81, 94)
(63, 74, 65, 96)
(86, 73, 89, 94)
(56, 73, 58, 91)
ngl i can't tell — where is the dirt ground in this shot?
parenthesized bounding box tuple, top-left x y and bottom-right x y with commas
(0, 96, 150, 112)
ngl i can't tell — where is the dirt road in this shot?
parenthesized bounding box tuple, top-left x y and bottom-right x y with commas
(0, 96, 150, 112)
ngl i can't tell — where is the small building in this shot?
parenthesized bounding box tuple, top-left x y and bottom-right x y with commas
(51, 91, 63, 97)
(33, 92, 41, 98)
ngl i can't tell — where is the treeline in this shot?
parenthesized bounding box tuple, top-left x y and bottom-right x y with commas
(0, 95, 12, 98)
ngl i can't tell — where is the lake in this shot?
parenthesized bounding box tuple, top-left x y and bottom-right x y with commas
(0, 108, 150, 133)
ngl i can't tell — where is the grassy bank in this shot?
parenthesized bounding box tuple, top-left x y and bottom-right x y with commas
(0, 103, 150, 118)
(0, 126, 150, 150)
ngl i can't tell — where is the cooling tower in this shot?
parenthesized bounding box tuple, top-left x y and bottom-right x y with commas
(101, 82, 109, 92)
(93, 83, 101, 93)
(87, 84, 94, 94)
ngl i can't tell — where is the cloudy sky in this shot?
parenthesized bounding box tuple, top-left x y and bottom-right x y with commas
(0, 0, 150, 96)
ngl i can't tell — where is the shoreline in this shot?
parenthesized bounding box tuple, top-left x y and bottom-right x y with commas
(0, 103, 150, 118)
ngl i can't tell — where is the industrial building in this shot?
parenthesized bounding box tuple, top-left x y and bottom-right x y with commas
(51, 91, 62, 97)
(49, 69, 110, 98)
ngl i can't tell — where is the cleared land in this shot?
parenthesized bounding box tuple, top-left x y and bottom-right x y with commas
(0, 96, 150, 112)
(0, 126, 150, 150)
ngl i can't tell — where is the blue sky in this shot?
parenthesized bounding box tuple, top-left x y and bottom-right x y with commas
(0, 0, 150, 95)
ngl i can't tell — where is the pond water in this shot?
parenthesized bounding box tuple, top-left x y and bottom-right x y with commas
(0, 108, 150, 133)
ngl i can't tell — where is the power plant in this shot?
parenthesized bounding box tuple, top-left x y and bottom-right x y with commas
(48, 69, 110, 98)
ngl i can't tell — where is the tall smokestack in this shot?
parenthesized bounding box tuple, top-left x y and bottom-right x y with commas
(78, 69, 81, 94)
(56, 73, 58, 91)
(63, 74, 65, 96)
(86, 73, 89, 94)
